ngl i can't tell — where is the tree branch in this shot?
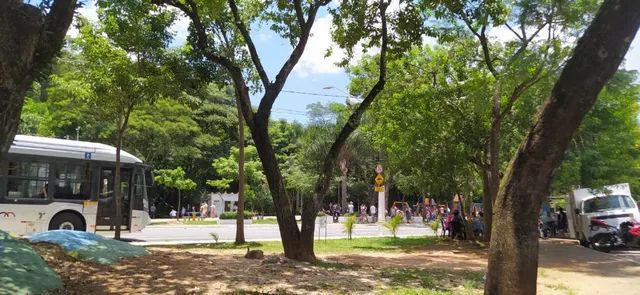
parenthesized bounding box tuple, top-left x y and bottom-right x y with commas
(228, 0, 270, 88)
(505, 23, 523, 41)
(255, 1, 331, 123)
(33, 0, 78, 74)
(152, 0, 255, 127)
(316, 0, 389, 199)
(293, 0, 306, 28)
(478, 25, 498, 78)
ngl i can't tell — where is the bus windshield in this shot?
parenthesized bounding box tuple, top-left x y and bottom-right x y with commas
(583, 195, 635, 213)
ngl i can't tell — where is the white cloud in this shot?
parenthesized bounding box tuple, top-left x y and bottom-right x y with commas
(169, 11, 190, 47)
(293, 15, 376, 78)
(67, 1, 99, 38)
(622, 35, 640, 73)
(293, 15, 344, 78)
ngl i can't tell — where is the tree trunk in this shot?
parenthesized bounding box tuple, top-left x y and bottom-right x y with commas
(340, 165, 348, 210)
(250, 121, 304, 258)
(235, 95, 246, 245)
(485, 1, 640, 294)
(177, 189, 181, 221)
(0, 0, 76, 162)
(114, 128, 123, 240)
(481, 167, 493, 241)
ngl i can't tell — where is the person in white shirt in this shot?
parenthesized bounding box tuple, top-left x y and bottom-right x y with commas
(370, 204, 377, 222)
(169, 208, 177, 218)
(347, 202, 354, 214)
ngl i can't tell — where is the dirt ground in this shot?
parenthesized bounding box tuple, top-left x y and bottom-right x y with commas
(36, 241, 486, 295)
(34, 239, 640, 295)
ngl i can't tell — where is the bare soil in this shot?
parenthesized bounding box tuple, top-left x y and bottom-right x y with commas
(35, 239, 640, 295)
(35, 241, 485, 295)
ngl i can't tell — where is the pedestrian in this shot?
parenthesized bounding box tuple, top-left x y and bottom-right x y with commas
(169, 207, 177, 218)
(405, 205, 413, 224)
(181, 206, 186, 219)
(150, 204, 156, 219)
(472, 212, 484, 238)
(451, 210, 464, 240)
(347, 202, 354, 214)
(557, 207, 568, 235)
(332, 203, 340, 223)
(390, 204, 397, 217)
(200, 202, 209, 220)
(191, 205, 197, 221)
(210, 204, 217, 218)
(370, 204, 377, 222)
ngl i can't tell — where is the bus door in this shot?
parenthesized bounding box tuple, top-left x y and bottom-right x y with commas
(96, 168, 132, 230)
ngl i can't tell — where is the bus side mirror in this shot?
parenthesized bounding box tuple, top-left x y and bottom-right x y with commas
(574, 208, 580, 215)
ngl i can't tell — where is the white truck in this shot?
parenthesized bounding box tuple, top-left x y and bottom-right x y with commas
(567, 183, 640, 247)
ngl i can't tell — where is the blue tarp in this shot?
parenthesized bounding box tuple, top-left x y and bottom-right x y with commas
(27, 230, 149, 264)
(0, 230, 63, 294)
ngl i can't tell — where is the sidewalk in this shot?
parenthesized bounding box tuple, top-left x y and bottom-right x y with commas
(537, 239, 640, 295)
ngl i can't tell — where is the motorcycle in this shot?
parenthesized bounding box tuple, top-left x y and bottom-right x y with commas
(587, 218, 622, 253)
(619, 221, 640, 248)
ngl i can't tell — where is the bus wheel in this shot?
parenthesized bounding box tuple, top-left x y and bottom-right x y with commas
(49, 212, 85, 231)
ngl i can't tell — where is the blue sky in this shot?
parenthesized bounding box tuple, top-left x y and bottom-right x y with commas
(74, 2, 640, 124)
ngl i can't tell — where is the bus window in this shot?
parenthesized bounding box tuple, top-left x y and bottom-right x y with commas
(6, 161, 50, 199)
(54, 163, 91, 200)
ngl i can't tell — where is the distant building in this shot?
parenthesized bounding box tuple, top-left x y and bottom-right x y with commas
(208, 192, 238, 213)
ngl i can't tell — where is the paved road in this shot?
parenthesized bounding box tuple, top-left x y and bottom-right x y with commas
(101, 222, 435, 245)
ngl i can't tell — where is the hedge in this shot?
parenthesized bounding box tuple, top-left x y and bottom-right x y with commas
(219, 211, 256, 219)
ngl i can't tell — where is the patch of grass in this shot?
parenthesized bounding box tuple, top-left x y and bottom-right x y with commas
(381, 268, 483, 295)
(252, 218, 279, 224)
(538, 268, 547, 277)
(313, 260, 356, 270)
(167, 236, 441, 254)
(181, 220, 218, 225)
(544, 283, 577, 295)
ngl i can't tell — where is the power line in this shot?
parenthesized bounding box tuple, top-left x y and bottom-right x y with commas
(281, 89, 350, 98)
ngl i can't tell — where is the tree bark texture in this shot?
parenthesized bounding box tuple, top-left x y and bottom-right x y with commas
(485, 1, 640, 294)
(0, 0, 76, 162)
(250, 121, 307, 259)
(481, 167, 493, 241)
(340, 159, 349, 211)
(235, 96, 246, 245)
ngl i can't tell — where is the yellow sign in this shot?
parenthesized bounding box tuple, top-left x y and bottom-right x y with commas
(375, 174, 384, 185)
(374, 185, 385, 192)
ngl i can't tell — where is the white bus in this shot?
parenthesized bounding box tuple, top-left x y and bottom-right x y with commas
(0, 135, 152, 235)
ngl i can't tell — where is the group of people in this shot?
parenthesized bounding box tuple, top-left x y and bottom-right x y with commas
(539, 207, 568, 238)
(165, 203, 218, 220)
(327, 202, 378, 223)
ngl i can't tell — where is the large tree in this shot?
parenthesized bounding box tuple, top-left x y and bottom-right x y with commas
(153, 0, 422, 261)
(75, 0, 176, 238)
(425, 0, 597, 239)
(485, 0, 640, 294)
(0, 0, 77, 162)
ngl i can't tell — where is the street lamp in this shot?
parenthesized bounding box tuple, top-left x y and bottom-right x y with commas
(322, 86, 364, 106)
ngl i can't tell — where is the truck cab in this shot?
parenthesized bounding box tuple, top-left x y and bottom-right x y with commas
(567, 183, 640, 246)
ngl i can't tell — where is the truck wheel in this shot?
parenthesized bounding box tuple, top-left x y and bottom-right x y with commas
(49, 212, 85, 231)
(579, 239, 589, 247)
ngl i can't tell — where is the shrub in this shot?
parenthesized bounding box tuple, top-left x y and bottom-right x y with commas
(384, 214, 404, 238)
(209, 232, 219, 244)
(343, 213, 356, 217)
(343, 215, 356, 240)
(430, 216, 442, 233)
(219, 211, 255, 219)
